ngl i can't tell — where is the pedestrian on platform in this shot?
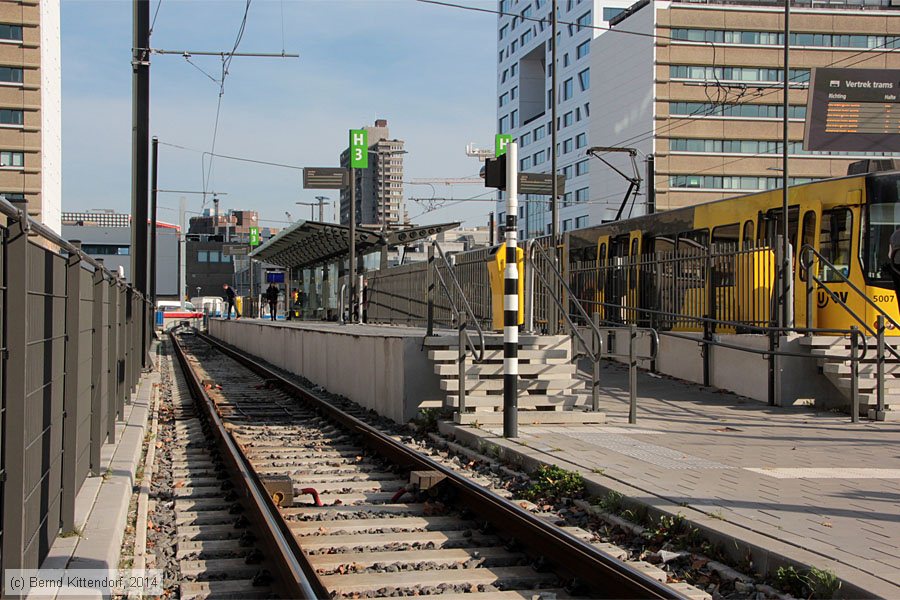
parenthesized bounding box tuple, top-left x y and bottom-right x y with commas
(223, 284, 240, 320)
(266, 283, 280, 321)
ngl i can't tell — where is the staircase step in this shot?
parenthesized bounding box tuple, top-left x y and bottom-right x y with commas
(435, 363, 577, 377)
(454, 410, 606, 425)
(440, 378, 583, 392)
(444, 394, 589, 409)
(824, 363, 900, 376)
(830, 376, 900, 393)
(423, 334, 570, 348)
(429, 348, 570, 361)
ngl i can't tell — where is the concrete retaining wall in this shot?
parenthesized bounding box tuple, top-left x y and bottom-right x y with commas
(208, 320, 443, 423)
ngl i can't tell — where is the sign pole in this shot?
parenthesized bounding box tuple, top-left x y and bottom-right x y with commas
(503, 141, 519, 439)
(781, 0, 791, 329)
(349, 129, 369, 324)
(349, 166, 356, 323)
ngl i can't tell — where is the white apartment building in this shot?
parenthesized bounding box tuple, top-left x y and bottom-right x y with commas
(495, 0, 632, 238)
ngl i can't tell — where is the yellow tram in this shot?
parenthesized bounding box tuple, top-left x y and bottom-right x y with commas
(564, 170, 900, 335)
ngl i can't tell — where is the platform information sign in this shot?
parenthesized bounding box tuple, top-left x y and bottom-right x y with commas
(349, 129, 369, 168)
(805, 67, 900, 152)
(303, 167, 348, 189)
(249, 226, 260, 247)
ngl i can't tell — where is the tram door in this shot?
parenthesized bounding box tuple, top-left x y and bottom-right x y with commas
(606, 234, 630, 324)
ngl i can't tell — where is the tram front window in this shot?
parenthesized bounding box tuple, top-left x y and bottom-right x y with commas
(865, 172, 900, 283)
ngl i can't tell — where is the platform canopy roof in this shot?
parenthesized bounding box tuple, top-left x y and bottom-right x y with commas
(248, 220, 461, 269)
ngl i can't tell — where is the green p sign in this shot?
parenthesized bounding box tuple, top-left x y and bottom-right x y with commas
(495, 133, 513, 157)
(349, 129, 369, 168)
(249, 226, 260, 247)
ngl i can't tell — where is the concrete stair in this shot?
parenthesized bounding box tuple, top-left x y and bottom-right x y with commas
(424, 333, 605, 425)
(800, 335, 900, 421)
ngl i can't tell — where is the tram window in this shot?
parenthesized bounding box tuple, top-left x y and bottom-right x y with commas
(764, 206, 800, 249)
(742, 221, 754, 247)
(653, 236, 675, 254)
(677, 230, 708, 285)
(820, 209, 852, 282)
(799, 211, 816, 281)
(712, 223, 739, 247)
(629, 238, 639, 289)
(598, 242, 606, 264)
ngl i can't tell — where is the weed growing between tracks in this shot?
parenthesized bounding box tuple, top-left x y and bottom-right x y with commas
(519, 465, 586, 503)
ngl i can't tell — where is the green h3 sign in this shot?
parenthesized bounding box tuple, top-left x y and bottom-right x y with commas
(495, 134, 512, 157)
(349, 129, 369, 169)
(249, 226, 260, 247)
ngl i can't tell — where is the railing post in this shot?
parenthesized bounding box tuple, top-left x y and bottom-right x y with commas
(703, 244, 713, 387)
(524, 241, 535, 333)
(2, 213, 29, 574)
(458, 324, 467, 415)
(874, 315, 886, 421)
(427, 244, 434, 336)
(107, 279, 119, 443)
(592, 312, 601, 412)
(90, 262, 106, 474)
(61, 243, 83, 532)
(805, 249, 814, 332)
(628, 324, 637, 424)
(850, 325, 860, 423)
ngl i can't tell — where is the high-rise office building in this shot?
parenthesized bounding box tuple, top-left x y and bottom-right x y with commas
(590, 0, 900, 218)
(0, 0, 61, 233)
(495, 0, 632, 238)
(339, 119, 406, 229)
(498, 0, 900, 235)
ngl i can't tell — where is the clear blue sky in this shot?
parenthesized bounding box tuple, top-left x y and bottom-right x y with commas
(61, 0, 497, 230)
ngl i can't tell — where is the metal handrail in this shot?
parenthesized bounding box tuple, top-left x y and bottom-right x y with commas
(799, 243, 900, 361)
(431, 241, 486, 363)
(530, 240, 661, 363)
(339, 283, 347, 324)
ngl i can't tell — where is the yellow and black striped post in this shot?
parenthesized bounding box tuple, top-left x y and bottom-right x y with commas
(503, 141, 519, 438)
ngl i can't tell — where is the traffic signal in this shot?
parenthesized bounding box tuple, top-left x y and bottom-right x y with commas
(484, 154, 507, 191)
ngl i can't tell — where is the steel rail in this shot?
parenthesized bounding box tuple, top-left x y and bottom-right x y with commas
(169, 332, 325, 599)
(195, 329, 686, 600)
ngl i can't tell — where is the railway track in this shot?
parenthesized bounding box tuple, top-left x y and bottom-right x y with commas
(160, 337, 280, 598)
(170, 328, 687, 599)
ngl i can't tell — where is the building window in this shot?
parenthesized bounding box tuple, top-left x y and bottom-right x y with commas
(1, 192, 24, 202)
(575, 215, 588, 228)
(671, 28, 900, 50)
(511, 109, 519, 128)
(501, 69, 508, 83)
(533, 150, 546, 165)
(0, 150, 23, 168)
(511, 63, 518, 76)
(534, 124, 546, 140)
(575, 107, 581, 122)
(669, 175, 818, 191)
(602, 7, 624, 21)
(82, 244, 130, 256)
(0, 66, 23, 84)
(511, 85, 518, 100)
(500, 0, 511, 12)
(575, 132, 587, 148)
(669, 101, 806, 120)
(562, 165, 573, 180)
(575, 187, 589, 202)
(563, 111, 573, 127)
(197, 251, 209, 263)
(563, 191, 572, 206)
(576, 11, 591, 30)
(0, 24, 23, 42)
(520, 131, 532, 147)
(563, 138, 573, 154)
(511, 39, 518, 53)
(500, 24, 509, 40)
(209, 250, 220, 262)
(563, 77, 573, 100)
(0, 109, 23, 126)
(670, 65, 810, 84)
(521, 30, 533, 45)
(575, 159, 588, 176)
(584, 102, 590, 117)
(499, 92, 509, 107)
(563, 53, 570, 67)
(668, 137, 864, 156)
(578, 68, 589, 91)
(521, 156, 532, 170)
(499, 115, 510, 133)
(576, 40, 589, 59)
(563, 219, 571, 231)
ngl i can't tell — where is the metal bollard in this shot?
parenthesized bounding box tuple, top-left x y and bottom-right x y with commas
(629, 324, 637, 424)
(876, 316, 886, 421)
(458, 325, 467, 415)
(592, 313, 601, 412)
(850, 326, 859, 423)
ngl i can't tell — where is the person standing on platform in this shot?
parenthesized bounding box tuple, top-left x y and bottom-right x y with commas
(266, 283, 280, 321)
(223, 284, 240, 320)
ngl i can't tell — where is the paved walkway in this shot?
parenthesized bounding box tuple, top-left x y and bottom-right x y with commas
(445, 361, 900, 598)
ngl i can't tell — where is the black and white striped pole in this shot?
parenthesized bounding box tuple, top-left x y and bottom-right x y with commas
(503, 140, 519, 439)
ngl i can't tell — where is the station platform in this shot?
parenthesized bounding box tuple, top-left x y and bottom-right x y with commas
(443, 360, 900, 599)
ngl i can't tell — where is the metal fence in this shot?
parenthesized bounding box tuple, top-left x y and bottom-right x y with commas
(0, 201, 152, 576)
(366, 245, 494, 330)
(568, 242, 777, 333)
